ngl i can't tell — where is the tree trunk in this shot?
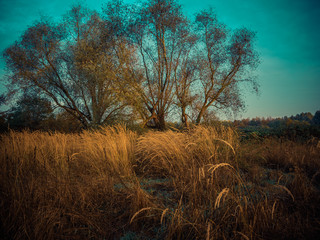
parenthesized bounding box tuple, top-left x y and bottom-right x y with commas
(196, 106, 207, 125)
(181, 106, 189, 128)
(142, 108, 166, 130)
(156, 112, 166, 131)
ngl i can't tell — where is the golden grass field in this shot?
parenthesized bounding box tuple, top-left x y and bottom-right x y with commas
(1, 125, 320, 239)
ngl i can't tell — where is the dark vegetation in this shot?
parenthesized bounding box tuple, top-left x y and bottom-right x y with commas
(234, 111, 320, 141)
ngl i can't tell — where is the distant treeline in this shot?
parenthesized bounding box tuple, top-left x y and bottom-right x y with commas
(231, 111, 320, 140)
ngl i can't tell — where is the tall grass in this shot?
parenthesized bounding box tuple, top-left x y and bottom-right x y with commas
(0, 126, 155, 239)
(1, 125, 320, 239)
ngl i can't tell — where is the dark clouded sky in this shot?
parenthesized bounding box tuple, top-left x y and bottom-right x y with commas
(0, 0, 319, 119)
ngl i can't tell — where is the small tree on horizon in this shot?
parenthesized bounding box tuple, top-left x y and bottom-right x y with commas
(312, 111, 320, 125)
(7, 91, 54, 130)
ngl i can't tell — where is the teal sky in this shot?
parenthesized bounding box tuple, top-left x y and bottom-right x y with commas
(0, 0, 319, 119)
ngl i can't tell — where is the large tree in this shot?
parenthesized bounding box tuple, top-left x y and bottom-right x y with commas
(124, 2, 259, 129)
(3, 4, 134, 128)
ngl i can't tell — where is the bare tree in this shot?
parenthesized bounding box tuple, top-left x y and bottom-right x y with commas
(126, 0, 192, 130)
(193, 9, 259, 124)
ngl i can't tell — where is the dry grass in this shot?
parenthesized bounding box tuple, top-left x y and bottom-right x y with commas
(1, 125, 320, 239)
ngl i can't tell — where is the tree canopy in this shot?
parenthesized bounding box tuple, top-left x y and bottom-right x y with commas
(3, 0, 260, 130)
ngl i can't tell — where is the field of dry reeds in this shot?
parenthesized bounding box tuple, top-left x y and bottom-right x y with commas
(1, 125, 320, 239)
